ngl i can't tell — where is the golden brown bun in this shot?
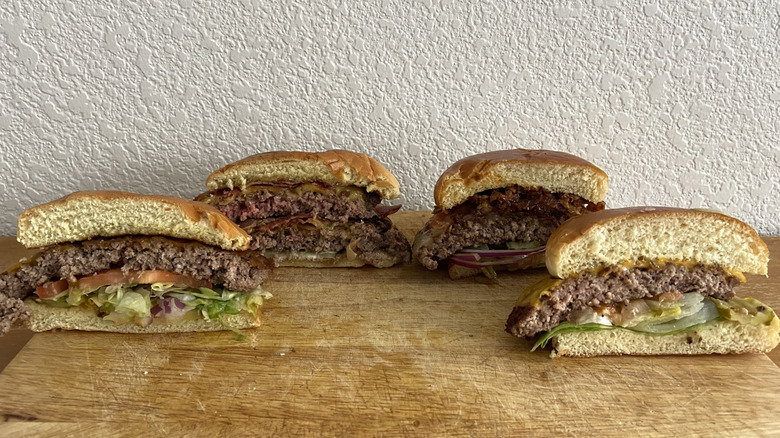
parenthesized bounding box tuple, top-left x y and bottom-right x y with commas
(206, 150, 401, 200)
(551, 317, 780, 357)
(25, 299, 260, 333)
(433, 149, 608, 210)
(545, 207, 769, 278)
(17, 191, 251, 251)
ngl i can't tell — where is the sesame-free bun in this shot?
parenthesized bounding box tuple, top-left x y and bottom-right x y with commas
(546, 207, 770, 279)
(24, 299, 260, 333)
(433, 149, 608, 210)
(206, 150, 402, 200)
(550, 317, 780, 357)
(17, 191, 251, 251)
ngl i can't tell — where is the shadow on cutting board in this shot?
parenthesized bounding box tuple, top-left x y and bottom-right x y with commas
(0, 329, 34, 372)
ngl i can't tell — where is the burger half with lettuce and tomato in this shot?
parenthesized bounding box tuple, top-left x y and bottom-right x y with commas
(412, 148, 609, 280)
(0, 191, 272, 336)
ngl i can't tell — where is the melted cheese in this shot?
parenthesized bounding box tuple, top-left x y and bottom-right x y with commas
(514, 277, 563, 308)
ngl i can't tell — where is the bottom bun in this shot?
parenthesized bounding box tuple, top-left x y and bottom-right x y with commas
(270, 251, 404, 268)
(447, 252, 546, 280)
(25, 299, 260, 334)
(551, 318, 780, 358)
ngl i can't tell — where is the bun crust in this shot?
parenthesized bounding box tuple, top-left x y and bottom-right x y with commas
(25, 299, 260, 333)
(551, 317, 780, 357)
(17, 191, 251, 251)
(206, 150, 401, 200)
(546, 207, 769, 278)
(433, 149, 608, 210)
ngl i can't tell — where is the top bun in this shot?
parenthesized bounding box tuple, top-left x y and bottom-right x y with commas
(546, 207, 769, 279)
(17, 191, 251, 251)
(206, 150, 401, 200)
(433, 149, 608, 210)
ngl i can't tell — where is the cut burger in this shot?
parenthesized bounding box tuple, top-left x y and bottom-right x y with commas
(505, 207, 779, 357)
(412, 149, 608, 279)
(195, 150, 411, 268)
(0, 191, 272, 335)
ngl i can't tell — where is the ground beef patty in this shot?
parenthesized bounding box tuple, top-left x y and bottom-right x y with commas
(416, 213, 556, 270)
(196, 186, 382, 222)
(0, 236, 271, 301)
(243, 217, 411, 267)
(415, 187, 605, 270)
(506, 263, 740, 338)
(0, 294, 31, 336)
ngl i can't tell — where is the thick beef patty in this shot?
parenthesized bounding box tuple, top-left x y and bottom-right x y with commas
(506, 263, 740, 338)
(196, 183, 382, 222)
(414, 187, 605, 270)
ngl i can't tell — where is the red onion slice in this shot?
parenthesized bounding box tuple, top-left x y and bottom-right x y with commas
(448, 245, 546, 268)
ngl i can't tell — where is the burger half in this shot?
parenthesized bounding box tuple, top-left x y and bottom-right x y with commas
(0, 191, 272, 336)
(195, 150, 411, 268)
(506, 207, 779, 357)
(412, 149, 608, 279)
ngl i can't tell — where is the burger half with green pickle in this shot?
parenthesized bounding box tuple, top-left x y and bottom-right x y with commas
(506, 207, 779, 357)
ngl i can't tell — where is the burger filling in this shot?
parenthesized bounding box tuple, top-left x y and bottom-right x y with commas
(241, 216, 411, 267)
(0, 236, 271, 335)
(503, 261, 777, 350)
(32, 269, 269, 329)
(414, 186, 605, 270)
(196, 181, 411, 268)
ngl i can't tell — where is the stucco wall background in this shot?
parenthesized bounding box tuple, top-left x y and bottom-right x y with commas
(1, 1, 778, 236)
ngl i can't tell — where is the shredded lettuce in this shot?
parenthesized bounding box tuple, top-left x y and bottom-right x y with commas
(38, 282, 271, 330)
(532, 323, 609, 351)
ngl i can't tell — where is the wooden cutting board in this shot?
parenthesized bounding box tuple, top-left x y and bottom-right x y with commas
(1, 212, 779, 436)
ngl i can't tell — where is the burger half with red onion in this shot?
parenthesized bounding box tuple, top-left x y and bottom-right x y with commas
(412, 149, 608, 280)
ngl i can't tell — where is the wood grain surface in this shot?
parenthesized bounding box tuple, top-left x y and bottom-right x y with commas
(0, 211, 779, 436)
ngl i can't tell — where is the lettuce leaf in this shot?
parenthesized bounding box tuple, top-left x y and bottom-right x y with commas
(531, 323, 610, 351)
(37, 283, 271, 328)
(531, 296, 775, 352)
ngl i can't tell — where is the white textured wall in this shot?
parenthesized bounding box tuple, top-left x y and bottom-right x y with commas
(1, 1, 778, 236)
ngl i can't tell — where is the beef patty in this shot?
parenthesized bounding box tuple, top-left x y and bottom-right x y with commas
(196, 182, 382, 222)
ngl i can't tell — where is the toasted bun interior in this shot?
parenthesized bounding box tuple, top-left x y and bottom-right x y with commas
(433, 149, 608, 210)
(25, 299, 260, 333)
(206, 150, 401, 200)
(546, 207, 769, 278)
(17, 191, 251, 251)
(551, 317, 780, 357)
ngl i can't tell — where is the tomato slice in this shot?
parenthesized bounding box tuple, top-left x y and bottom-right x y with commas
(34, 270, 212, 299)
(76, 269, 212, 291)
(36, 279, 69, 299)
